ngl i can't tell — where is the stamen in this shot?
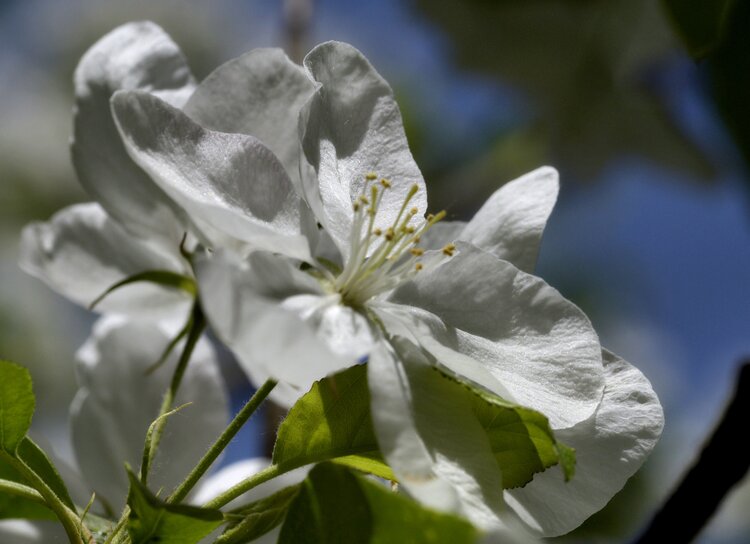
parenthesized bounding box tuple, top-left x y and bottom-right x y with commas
(334, 173, 454, 306)
(442, 243, 456, 257)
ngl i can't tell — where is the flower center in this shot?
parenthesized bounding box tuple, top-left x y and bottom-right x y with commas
(332, 173, 454, 307)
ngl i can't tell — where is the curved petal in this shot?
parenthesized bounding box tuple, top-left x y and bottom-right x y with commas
(195, 251, 363, 406)
(368, 338, 506, 530)
(184, 48, 316, 193)
(0, 521, 66, 543)
(506, 350, 664, 537)
(418, 221, 467, 251)
(19, 203, 191, 320)
(72, 21, 193, 246)
(300, 41, 426, 258)
(112, 91, 311, 260)
(459, 167, 559, 273)
(387, 243, 605, 429)
(70, 317, 229, 511)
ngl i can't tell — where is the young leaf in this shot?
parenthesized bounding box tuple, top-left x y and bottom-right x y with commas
(273, 362, 574, 489)
(217, 485, 300, 544)
(466, 381, 575, 488)
(0, 360, 35, 453)
(89, 270, 196, 309)
(15, 437, 77, 511)
(272, 364, 393, 480)
(126, 469, 223, 544)
(0, 465, 53, 520)
(278, 463, 479, 544)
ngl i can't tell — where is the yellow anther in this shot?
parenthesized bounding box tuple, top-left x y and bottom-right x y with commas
(359, 195, 369, 205)
(353, 202, 360, 212)
(385, 227, 395, 241)
(374, 228, 382, 236)
(410, 207, 418, 215)
(415, 263, 424, 271)
(413, 236, 421, 243)
(427, 214, 435, 221)
(406, 226, 416, 233)
(431, 210, 447, 223)
(410, 248, 424, 256)
(366, 173, 377, 180)
(442, 243, 456, 257)
(380, 178, 391, 188)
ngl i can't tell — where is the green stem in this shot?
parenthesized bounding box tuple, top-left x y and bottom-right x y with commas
(141, 303, 205, 484)
(202, 464, 285, 510)
(0, 477, 47, 506)
(103, 508, 129, 544)
(3, 452, 90, 543)
(169, 379, 278, 504)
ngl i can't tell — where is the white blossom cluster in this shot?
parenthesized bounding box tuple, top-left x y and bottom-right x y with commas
(6, 21, 663, 543)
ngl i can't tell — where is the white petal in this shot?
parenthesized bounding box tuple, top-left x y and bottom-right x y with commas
(184, 48, 316, 193)
(368, 338, 506, 530)
(417, 221, 467, 251)
(0, 521, 66, 543)
(300, 41, 426, 257)
(387, 243, 604, 429)
(19, 203, 191, 320)
(195, 251, 359, 406)
(72, 21, 193, 246)
(70, 317, 229, 511)
(459, 167, 559, 273)
(506, 350, 664, 536)
(112, 91, 311, 260)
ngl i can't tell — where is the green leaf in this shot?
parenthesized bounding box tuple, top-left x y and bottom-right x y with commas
(16, 437, 76, 511)
(466, 380, 575, 488)
(272, 364, 392, 480)
(217, 485, 300, 544)
(273, 363, 573, 489)
(662, 0, 736, 58)
(126, 469, 223, 544)
(0, 360, 35, 453)
(278, 463, 479, 544)
(89, 270, 196, 310)
(0, 468, 53, 520)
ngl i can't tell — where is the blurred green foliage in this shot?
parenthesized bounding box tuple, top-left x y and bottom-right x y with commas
(413, 0, 716, 195)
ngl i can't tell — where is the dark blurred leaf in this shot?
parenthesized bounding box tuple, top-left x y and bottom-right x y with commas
(705, 1, 750, 178)
(414, 0, 715, 182)
(662, 0, 735, 58)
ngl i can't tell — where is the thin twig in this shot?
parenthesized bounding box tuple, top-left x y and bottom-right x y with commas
(635, 361, 750, 543)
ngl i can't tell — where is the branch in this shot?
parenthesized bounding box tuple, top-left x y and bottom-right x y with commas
(635, 361, 750, 543)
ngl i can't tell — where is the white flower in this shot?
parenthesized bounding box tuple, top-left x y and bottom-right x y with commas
(147, 40, 661, 535)
(19, 21, 318, 320)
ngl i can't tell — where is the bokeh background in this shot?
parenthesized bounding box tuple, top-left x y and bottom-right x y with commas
(1, 1, 749, 542)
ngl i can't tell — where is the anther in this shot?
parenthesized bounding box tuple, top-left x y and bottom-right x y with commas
(385, 228, 395, 241)
(442, 243, 456, 257)
(415, 263, 424, 271)
(410, 248, 424, 256)
(380, 178, 391, 188)
(366, 173, 377, 181)
(374, 228, 382, 236)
